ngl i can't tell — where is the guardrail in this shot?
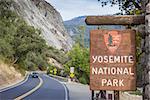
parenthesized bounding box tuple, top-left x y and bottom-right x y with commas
(49, 74, 68, 82)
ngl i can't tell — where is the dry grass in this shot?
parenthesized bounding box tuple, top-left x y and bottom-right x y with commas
(0, 60, 23, 88)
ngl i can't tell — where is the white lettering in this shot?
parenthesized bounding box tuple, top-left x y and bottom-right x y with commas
(104, 56, 108, 63)
(119, 79, 124, 86)
(92, 67, 134, 75)
(92, 67, 97, 74)
(114, 56, 120, 63)
(101, 79, 124, 87)
(129, 68, 134, 75)
(113, 79, 118, 86)
(98, 56, 103, 63)
(123, 68, 129, 75)
(107, 79, 112, 86)
(111, 67, 116, 75)
(92, 56, 97, 63)
(92, 55, 134, 64)
(117, 67, 123, 74)
(102, 79, 107, 86)
(129, 56, 134, 63)
(109, 56, 113, 63)
(98, 68, 103, 74)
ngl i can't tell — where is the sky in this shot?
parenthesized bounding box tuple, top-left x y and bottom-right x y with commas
(46, 0, 120, 21)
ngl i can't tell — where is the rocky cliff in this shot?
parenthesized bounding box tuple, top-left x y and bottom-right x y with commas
(12, 0, 73, 51)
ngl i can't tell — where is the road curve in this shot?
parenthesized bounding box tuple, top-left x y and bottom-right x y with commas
(0, 74, 68, 100)
(0, 75, 40, 100)
(24, 74, 68, 100)
(14, 76, 43, 100)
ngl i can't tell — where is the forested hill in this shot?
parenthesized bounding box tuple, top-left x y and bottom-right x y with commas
(64, 16, 125, 47)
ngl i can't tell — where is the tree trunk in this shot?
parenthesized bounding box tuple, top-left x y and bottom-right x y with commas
(142, 0, 150, 100)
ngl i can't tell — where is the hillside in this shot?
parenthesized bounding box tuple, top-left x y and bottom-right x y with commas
(0, 0, 70, 86)
(0, 60, 23, 88)
(64, 16, 125, 47)
(12, 0, 73, 51)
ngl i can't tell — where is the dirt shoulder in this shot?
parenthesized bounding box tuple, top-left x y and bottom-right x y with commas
(0, 61, 24, 89)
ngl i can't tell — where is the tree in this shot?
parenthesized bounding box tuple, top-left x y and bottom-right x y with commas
(108, 34, 113, 46)
(98, 0, 144, 14)
(64, 43, 90, 84)
(0, 0, 50, 71)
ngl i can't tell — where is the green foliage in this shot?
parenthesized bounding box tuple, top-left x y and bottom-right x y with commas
(98, 0, 144, 15)
(0, 39, 14, 58)
(64, 25, 89, 84)
(47, 65, 55, 74)
(0, 0, 64, 71)
(135, 32, 143, 87)
(47, 66, 62, 76)
(64, 43, 90, 84)
(129, 89, 142, 95)
(46, 47, 68, 64)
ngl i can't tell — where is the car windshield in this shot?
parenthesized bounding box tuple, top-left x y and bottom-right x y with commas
(32, 72, 37, 74)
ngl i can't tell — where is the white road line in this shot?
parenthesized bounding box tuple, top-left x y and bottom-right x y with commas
(44, 74, 68, 100)
(0, 74, 29, 93)
(14, 76, 43, 100)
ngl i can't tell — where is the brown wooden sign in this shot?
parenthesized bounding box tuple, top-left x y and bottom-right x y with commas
(90, 29, 136, 91)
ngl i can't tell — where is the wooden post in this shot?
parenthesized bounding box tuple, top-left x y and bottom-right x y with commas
(85, 15, 145, 25)
(92, 90, 94, 100)
(100, 90, 106, 99)
(114, 91, 119, 100)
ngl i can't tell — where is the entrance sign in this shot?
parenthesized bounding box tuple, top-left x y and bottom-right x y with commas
(90, 29, 136, 91)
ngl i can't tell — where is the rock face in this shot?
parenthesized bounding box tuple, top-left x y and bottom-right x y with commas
(12, 0, 73, 51)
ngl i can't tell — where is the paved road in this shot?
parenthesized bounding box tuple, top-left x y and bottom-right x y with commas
(0, 75, 40, 100)
(0, 74, 68, 100)
(24, 74, 67, 100)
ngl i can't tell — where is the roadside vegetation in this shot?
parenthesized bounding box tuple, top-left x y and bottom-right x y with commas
(64, 43, 90, 84)
(129, 89, 142, 96)
(0, 0, 66, 73)
(63, 25, 90, 84)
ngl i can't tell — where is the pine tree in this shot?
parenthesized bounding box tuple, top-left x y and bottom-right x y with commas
(108, 34, 113, 46)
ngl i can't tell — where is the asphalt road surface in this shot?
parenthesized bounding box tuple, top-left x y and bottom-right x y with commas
(0, 74, 68, 100)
